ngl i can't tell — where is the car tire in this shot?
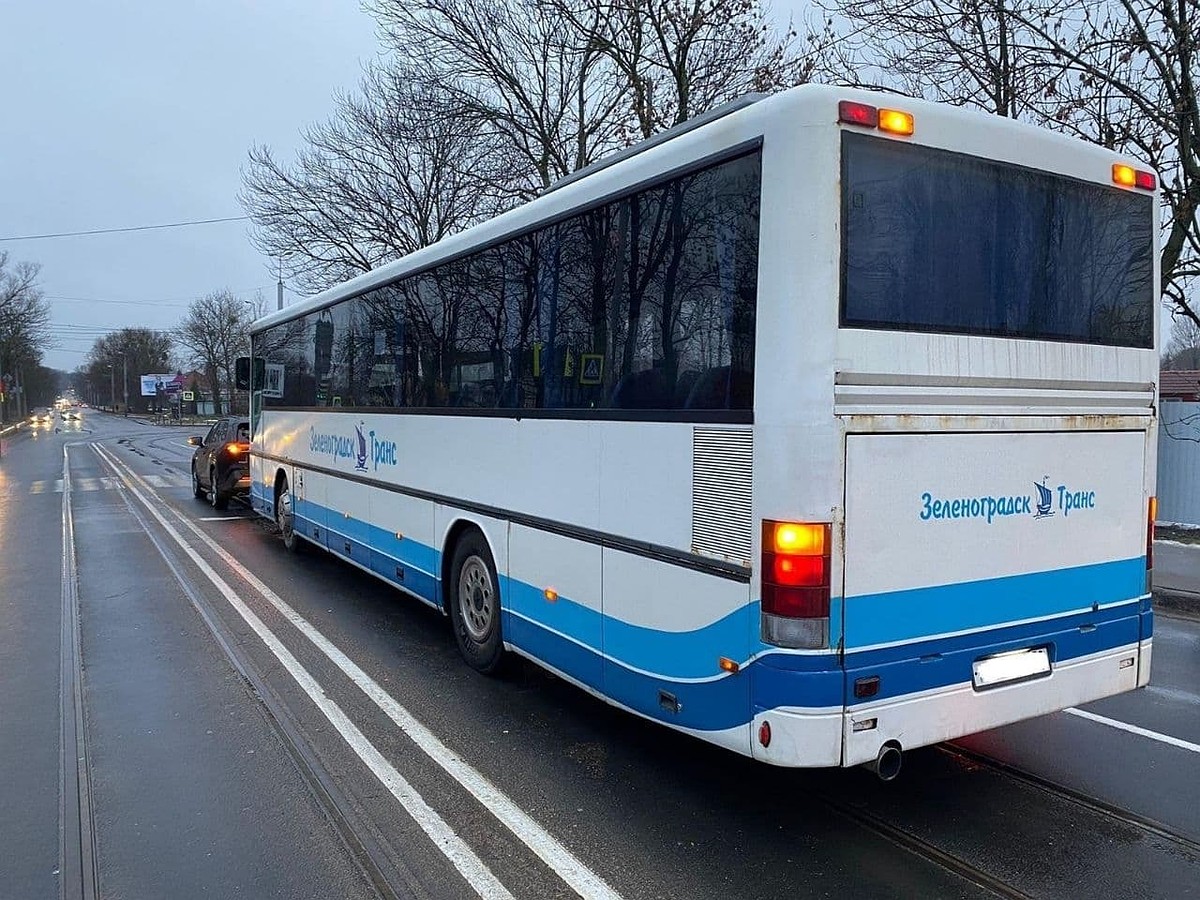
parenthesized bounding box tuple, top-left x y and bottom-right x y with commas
(275, 476, 303, 553)
(209, 466, 228, 510)
(192, 465, 206, 500)
(447, 530, 507, 675)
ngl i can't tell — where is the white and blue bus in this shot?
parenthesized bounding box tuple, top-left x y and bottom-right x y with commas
(244, 85, 1159, 776)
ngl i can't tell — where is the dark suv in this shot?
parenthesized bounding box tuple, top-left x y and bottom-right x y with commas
(190, 417, 251, 509)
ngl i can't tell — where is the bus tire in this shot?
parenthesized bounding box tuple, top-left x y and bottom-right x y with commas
(275, 475, 303, 554)
(448, 530, 506, 675)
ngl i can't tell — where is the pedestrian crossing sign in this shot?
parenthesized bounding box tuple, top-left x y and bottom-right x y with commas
(580, 354, 603, 385)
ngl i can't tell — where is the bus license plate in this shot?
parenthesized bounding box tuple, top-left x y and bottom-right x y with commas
(972, 647, 1051, 690)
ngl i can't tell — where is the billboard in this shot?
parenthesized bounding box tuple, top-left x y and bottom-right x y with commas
(140, 373, 184, 396)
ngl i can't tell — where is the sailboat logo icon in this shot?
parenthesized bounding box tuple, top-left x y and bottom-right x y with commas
(1033, 477, 1054, 519)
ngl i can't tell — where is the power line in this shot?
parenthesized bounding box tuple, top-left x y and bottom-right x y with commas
(0, 214, 251, 242)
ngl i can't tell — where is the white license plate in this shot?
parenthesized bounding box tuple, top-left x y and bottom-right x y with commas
(972, 647, 1051, 689)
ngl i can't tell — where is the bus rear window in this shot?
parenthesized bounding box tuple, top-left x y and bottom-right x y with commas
(840, 132, 1155, 348)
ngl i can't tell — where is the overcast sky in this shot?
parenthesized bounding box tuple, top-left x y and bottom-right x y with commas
(1, 1, 380, 372)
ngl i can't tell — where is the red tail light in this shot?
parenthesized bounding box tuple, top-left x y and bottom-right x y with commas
(761, 521, 831, 649)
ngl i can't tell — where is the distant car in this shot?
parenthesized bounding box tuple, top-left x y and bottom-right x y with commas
(29, 407, 52, 424)
(189, 417, 251, 509)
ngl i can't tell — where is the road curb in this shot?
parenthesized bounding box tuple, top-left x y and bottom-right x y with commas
(1153, 591, 1200, 620)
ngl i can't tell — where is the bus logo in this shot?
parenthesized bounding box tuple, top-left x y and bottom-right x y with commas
(354, 422, 369, 471)
(1033, 477, 1054, 519)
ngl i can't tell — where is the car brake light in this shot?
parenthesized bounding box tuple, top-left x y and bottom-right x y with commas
(761, 520, 832, 649)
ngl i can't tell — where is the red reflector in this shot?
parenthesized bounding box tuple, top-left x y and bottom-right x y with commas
(838, 100, 877, 127)
(758, 720, 772, 748)
(1135, 170, 1156, 190)
(772, 554, 826, 587)
(762, 585, 830, 619)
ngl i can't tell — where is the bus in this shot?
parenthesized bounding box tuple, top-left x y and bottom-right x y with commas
(242, 84, 1158, 778)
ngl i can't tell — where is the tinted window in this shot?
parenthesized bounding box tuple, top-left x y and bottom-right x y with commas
(841, 133, 1155, 348)
(252, 148, 762, 418)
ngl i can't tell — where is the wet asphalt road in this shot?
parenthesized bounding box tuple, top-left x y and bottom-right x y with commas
(1, 413, 1198, 899)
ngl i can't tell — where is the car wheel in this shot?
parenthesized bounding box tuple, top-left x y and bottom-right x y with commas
(192, 464, 206, 500)
(275, 477, 302, 553)
(209, 466, 228, 510)
(448, 530, 507, 674)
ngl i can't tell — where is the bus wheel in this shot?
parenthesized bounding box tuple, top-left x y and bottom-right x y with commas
(275, 476, 302, 553)
(448, 530, 506, 674)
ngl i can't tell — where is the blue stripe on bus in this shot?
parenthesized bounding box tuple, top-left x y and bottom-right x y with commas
(260, 495, 1148, 728)
(842, 556, 1146, 649)
(842, 603, 1141, 705)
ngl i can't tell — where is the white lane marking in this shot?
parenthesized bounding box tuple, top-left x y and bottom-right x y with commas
(1065, 707, 1200, 754)
(95, 443, 624, 900)
(198, 516, 241, 522)
(91, 444, 514, 900)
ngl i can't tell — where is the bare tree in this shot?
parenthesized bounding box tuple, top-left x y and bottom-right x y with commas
(821, 0, 1051, 118)
(0, 252, 51, 422)
(1164, 312, 1200, 370)
(552, 0, 834, 141)
(241, 64, 501, 294)
(84, 328, 173, 414)
(174, 290, 254, 415)
(369, 0, 628, 192)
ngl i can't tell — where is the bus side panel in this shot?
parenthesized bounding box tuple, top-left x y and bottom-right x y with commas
(601, 548, 753, 754)
(507, 525, 604, 692)
(294, 467, 328, 548)
(323, 479, 375, 571)
(367, 492, 439, 608)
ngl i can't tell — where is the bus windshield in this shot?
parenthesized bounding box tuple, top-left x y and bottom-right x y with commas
(840, 131, 1155, 348)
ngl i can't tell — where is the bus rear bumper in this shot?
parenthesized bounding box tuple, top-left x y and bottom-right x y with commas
(841, 641, 1146, 767)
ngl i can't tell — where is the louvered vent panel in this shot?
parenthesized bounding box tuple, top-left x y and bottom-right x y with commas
(691, 428, 753, 565)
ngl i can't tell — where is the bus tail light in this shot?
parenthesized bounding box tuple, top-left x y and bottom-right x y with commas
(761, 521, 831, 649)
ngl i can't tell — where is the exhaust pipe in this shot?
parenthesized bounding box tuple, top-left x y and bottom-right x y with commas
(864, 742, 903, 782)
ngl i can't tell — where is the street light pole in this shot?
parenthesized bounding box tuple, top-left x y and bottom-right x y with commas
(108, 364, 115, 411)
(123, 354, 129, 416)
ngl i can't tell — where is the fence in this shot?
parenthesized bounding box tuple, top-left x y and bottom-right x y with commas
(1158, 400, 1200, 526)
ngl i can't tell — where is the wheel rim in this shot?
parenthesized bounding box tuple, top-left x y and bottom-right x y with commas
(278, 487, 294, 540)
(458, 555, 494, 642)
(192, 468, 199, 493)
(210, 469, 219, 505)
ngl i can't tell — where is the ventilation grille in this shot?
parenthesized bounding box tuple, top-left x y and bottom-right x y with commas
(691, 428, 753, 565)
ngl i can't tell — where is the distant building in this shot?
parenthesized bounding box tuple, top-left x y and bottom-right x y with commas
(1160, 370, 1200, 402)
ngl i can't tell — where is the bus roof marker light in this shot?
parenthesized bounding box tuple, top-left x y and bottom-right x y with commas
(1135, 170, 1157, 190)
(878, 108, 914, 136)
(838, 100, 877, 128)
(1112, 164, 1137, 187)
